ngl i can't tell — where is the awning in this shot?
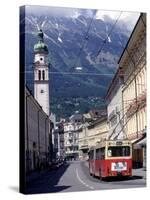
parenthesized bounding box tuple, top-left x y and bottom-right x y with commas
(136, 138, 146, 146)
(131, 138, 141, 144)
(133, 137, 146, 149)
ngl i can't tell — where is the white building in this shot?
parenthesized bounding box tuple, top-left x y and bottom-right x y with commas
(50, 113, 56, 145)
(64, 114, 83, 160)
(34, 29, 50, 116)
(106, 67, 125, 140)
(64, 122, 79, 160)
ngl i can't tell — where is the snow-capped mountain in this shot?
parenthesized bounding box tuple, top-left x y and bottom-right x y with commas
(21, 6, 139, 118)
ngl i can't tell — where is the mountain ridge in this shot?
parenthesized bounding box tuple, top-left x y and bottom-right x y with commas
(23, 10, 136, 118)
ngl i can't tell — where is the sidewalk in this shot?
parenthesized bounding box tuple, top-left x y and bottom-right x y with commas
(132, 168, 146, 180)
(26, 170, 50, 183)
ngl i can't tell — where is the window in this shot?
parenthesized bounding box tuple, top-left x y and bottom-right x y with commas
(100, 147, 105, 160)
(107, 146, 130, 157)
(38, 70, 41, 80)
(89, 150, 94, 160)
(96, 149, 100, 160)
(33, 142, 36, 148)
(95, 148, 105, 160)
(69, 133, 72, 137)
(74, 147, 78, 151)
(70, 147, 73, 151)
(110, 116, 117, 127)
(42, 70, 45, 80)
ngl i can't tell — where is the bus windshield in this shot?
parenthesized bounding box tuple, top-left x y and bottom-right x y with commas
(107, 146, 130, 157)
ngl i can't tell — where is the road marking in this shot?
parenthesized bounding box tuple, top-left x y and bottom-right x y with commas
(76, 168, 94, 190)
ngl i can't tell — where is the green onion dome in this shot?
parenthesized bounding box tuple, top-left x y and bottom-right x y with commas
(34, 29, 48, 53)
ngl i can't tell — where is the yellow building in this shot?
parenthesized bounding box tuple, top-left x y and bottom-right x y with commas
(118, 13, 146, 167)
(79, 117, 108, 160)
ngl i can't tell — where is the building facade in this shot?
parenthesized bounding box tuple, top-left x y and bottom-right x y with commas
(119, 13, 146, 167)
(25, 29, 54, 174)
(64, 114, 83, 160)
(25, 87, 50, 174)
(56, 122, 65, 160)
(106, 67, 125, 140)
(64, 122, 80, 160)
(79, 117, 108, 160)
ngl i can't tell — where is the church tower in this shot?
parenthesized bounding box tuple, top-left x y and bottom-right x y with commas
(34, 29, 50, 115)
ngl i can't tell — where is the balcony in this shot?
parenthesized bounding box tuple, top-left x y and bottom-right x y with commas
(137, 91, 146, 108)
(126, 91, 146, 118)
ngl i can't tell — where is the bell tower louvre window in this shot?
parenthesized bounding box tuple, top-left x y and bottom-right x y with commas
(42, 70, 45, 80)
(38, 70, 41, 80)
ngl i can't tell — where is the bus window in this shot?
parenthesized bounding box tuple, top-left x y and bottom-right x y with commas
(89, 150, 94, 160)
(107, 146, 130, 157)
(96, 149, 100, 160)
(100, 147, 105, 160)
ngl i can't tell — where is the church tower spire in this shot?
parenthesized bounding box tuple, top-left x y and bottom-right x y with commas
(34, 29, 50, 115)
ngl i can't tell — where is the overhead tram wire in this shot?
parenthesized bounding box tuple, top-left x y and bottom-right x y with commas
(96, 11, 123, 58)
(25, 11, 132, 78)
(24, 70, 114, 76)
(25, 11, 123, 77)
(25, 10, 98, 77)
(72, 9, 97, 71)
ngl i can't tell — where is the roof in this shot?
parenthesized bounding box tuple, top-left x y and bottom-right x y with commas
(25, 86, 50, 119)
(105, 13, 146, 101)
(105, 67, 123, 100)
(69, 113, 83, 121)
(118, 13, 146, 64)
(34, 41, 48, 53)
(95, 139, 131, 149)
(34, 29, 48, 53)
(83, 113, 92, 119)
(88, 116, 107, 129)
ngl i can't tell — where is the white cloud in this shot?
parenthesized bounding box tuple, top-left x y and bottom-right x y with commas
(96, 10, 119, 21)
(119, 11, 140, 30)
(95, 10, 140, 30)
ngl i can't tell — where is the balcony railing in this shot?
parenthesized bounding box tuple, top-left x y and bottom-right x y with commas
(126, 91, 146, 118)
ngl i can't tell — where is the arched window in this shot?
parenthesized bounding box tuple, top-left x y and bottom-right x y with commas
(42, 70, 45, 80)
(38, 70, 41, 80)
